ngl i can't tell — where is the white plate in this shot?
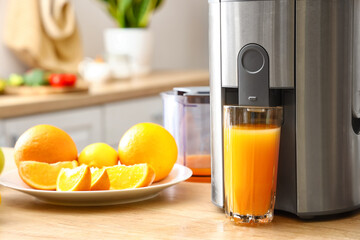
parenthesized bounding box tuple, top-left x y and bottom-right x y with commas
(0, 164, 192, 206)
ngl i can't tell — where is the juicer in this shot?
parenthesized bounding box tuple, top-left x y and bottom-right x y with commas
(209, 0, 360, 217)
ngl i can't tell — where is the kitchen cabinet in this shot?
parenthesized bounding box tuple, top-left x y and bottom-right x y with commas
(1, 106, 103, 151)
(0, 96, 163, 151)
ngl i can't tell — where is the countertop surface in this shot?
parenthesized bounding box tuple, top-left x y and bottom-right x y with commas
(0, 70, 209, 119)
(1, 148, 360, 239)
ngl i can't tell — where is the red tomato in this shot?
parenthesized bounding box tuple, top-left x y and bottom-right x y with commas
(49, 74, 66, 87)
(64, 74, 77, 86)
(49, 74, 77, 87)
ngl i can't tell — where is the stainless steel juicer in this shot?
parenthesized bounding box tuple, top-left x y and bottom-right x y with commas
(209, 0, 360, 218)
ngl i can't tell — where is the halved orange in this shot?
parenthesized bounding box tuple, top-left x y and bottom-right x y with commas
(90, 168, 110, 191)
(106, 164, 155, 190)
(18, 161, 78, 190)
(56, 165, 91, 191)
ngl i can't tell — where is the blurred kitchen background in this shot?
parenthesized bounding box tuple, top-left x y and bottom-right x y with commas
(0, 0, 208, 76)
(0, 0, 210, 151)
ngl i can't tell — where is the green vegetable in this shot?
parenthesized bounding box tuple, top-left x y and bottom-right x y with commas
(100, 0, 164, 28)
(8, 74, 24, 86)
(24, 69, 48, 86)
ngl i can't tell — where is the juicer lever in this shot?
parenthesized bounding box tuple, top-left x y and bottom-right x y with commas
(237, 44, 279, 107)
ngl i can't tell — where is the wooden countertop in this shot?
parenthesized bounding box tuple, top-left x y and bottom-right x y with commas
(0, 70, 209, 119)
(1, 148, 360, 239)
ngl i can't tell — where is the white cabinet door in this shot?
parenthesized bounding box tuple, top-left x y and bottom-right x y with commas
(2, 106, 103, 151)
(104, 96, 163, 148)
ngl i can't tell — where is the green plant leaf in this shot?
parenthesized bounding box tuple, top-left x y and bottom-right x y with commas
(155, 0, 163, 9)
(126, 5, 138, 28)
(108, 6, 117, 21)
(119, 0, 132, 13)
(104, 0, 117, 21)
(138, 0, 157, 28)
(99, 0, 165, 28)
(115, 0, 132, 27)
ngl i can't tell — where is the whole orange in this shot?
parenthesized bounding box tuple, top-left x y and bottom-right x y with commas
(118, 123, 178, 182)
(78, 143, 118, 167)
(14, 125, 78, 167)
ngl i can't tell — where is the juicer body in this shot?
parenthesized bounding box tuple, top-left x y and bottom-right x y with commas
(209, 0, 360, 217)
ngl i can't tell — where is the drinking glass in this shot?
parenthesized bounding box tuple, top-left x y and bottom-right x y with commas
(223, 105, 283, 224)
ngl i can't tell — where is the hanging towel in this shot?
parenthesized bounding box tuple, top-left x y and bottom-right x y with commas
(3, 0, 83, 73)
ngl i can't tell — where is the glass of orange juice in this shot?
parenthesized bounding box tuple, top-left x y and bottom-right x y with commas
(223, 105, 283, 224)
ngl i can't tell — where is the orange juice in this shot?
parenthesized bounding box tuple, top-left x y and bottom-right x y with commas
(224, 124, 281, 216)
(185, 154, 211, 176)
(185, 154, 211, 183)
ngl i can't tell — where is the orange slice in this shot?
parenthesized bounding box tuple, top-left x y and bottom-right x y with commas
(56, 165, 91, 191)
(18, 161, 78, 190)
(106, 164, 155, 190)
(90, 168, 110, 191)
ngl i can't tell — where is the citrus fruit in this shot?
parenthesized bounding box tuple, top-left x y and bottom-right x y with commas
(118, 123, 177, 182)
(78, 143, 118, 168)
(0, 147, 5, 174)
(56, 165, 91, 191)
(106, 164, 155, 190)
(18, 161, 78, 190)
(90, 168, 110, 191)
(14, 125, 78, 167)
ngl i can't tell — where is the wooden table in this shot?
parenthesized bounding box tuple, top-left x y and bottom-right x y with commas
(1, 148, 360, 239)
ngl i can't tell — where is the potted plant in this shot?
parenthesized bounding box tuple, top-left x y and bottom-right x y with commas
(100, 0, 164, 78)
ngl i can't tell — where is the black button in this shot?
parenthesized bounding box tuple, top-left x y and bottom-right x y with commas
(241, 49, 265, 74)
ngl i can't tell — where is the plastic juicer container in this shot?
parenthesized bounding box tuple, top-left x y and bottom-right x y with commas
(161, 87, 211, 182)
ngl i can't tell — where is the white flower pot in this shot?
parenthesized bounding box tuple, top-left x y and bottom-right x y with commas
(104, 28, 153, 78)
